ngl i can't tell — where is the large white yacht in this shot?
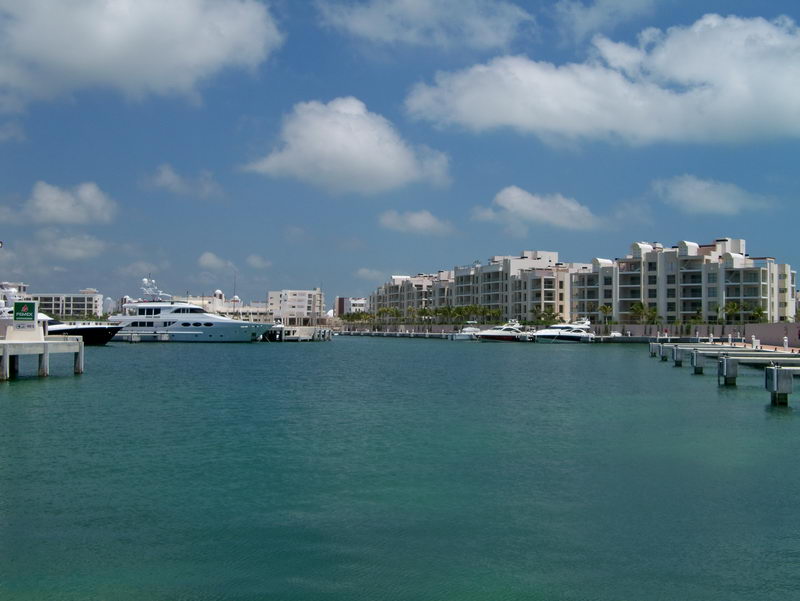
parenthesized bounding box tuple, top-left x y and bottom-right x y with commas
(475, 320, 530, 342)
(109, 279, 271, 342)
(530, 319, 595, 343)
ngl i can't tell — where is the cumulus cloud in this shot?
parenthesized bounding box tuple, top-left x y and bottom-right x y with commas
(148, 163, 221, 198)
(244, 96, 449, 195)
(473, 185, 601, 236)
(0, 0, 283, 111)
(0, 181, 118, 224)
(36, 228, 107, 260)
(318, 0, 534, 50)
(379, 209, 453, 234)
(652, 175, 771, 215)
(246, 254, 272, 269)
(197, 251, 235, 272)
(406, 14, 800, 145)
(355, 267, 386, 281)
(555, 0, 655, 41)
(0, 121, 24, 142)
(116, 260, 169, 278)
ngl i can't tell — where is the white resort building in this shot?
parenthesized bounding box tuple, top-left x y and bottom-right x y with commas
(369, 251, 590, 322)
(267, 288, 326, 325)
(571, 238, 796, 324)
(6, 282, 105, 317)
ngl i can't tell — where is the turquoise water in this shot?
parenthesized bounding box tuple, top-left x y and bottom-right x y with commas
(2, 338, 799, 601)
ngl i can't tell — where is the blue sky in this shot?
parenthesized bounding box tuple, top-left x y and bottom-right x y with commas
(1, 0, 799, 304)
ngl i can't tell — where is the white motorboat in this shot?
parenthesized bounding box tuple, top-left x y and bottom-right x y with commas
(109, 279, 271, 342)
(475, 320, 529, 342)
(530, 319, 595, 343)
(448, 321, 481, 341)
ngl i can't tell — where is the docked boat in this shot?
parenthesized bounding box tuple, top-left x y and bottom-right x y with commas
(448, 321, 481, 341)
(45, 319, 122, 345)
(109, 279, 271, 342)
(530, 319, 595, 343)
(475, 320, 529, 342)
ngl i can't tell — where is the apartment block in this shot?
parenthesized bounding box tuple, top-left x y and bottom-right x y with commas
(12, 283, 105, 317)
(268, 288, 326, 325)
(572, 238, 796, 324)
(334, 296, 367, 316)
(370, 251, 589, 322)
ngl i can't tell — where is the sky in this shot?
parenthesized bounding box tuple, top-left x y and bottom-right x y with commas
(1, 0, 799, 305)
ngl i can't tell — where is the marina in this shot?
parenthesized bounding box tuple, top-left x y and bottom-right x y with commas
(3, 337, 800, 600)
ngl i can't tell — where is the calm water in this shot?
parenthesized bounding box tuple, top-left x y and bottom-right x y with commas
(1, 338, 799, 601)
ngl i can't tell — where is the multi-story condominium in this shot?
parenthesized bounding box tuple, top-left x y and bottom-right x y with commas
(267, 288, 326, 325)
(370, 252, 589, 322)
(10, 283, 104, 317)
(334, 296, 367, 316)
(369, 273, 449, 315)
(572, 237, 796, 324)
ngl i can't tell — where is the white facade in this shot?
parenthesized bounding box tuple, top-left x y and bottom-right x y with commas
(175, 290, 273, 323)
(268, 288, 326, 324)
(12, 283, 104, 317)
(369, 252, 589, 322)
(572, 238, 796, 324)
(334, 296, 367, 316)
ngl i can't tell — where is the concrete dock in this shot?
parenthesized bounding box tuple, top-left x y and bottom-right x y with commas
(1, 336, 84, 380)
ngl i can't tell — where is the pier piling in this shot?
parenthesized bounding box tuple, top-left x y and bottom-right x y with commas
(765, 366, 793, 406)
(717, 357, 738, 386)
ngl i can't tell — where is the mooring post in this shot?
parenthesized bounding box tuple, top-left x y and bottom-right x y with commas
(718, 357, 738, 386)
(672, 346, 684, 367)
(0, 344, 9, 381)
(73, 340, 84, 375)
(10, 354, 19, 378)
(649, 342, 658, 357)
(660, 344, 670, 361)
(38, 344, 50, 377)
(691, 350, 706, 375)
(765, 366, 792, 406)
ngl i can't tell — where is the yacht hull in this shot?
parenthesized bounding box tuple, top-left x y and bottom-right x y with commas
(48, 324, 122, 345)
(113, 323, 271, 342)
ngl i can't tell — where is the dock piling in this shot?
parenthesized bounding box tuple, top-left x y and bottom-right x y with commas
(717, 357, 738, 386)
(691, 350, 706, 375)
(74, 341, 84, 375)
(38, 344, 50, 377)
(765, 366, 793, 406)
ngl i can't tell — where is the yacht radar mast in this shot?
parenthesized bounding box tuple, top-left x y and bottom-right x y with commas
(140, 278, 172, 301)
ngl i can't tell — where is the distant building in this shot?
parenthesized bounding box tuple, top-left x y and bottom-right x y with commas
(174, 289, 273, 324)
(334, 296, 366, 316)
(268, 288, 326, 325)
(8, 282, 105, 317)
(369, 252, 590, 322)
(571, 237, 796, 324)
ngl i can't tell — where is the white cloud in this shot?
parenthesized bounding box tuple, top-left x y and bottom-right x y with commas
(36, 228, 107, 260)
(318, 0, 534, 50)
(149, 163, 221, 198)
(198, 251, 235, 272)
(0, 121, 24, 142)
(406, 14, 800, 145)
(0, 0, 283, 111)
(116, 260, 169, 278)
(244, 96, 449, 195)
(355, 267, 385, 281)
(555, 0, 655, 41)
(652, 175, 771, 215)
(12, 181, 117, 224)
(473, 185, 601, 236)
(379, 209, 453, 234)
(246, 254, 272, 269)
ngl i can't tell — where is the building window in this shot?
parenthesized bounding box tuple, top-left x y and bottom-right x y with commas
(667, 289, 675, 298)
(667, 275, 675, 284)
(667, 302, 675, 312)
(648, 275, 657, 285)
(648, 289, 657, 298)
(604, 277, 612, 286)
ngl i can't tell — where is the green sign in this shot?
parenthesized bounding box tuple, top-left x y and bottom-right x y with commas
(13, 301, 35, 321)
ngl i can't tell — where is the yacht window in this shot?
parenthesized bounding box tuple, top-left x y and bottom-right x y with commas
(192, 322, 201, 327)
(204, 323, 213, 327)
(189, 308, 204, 314)
(138, 308, 146, 315)
(182, 322, 190, 327)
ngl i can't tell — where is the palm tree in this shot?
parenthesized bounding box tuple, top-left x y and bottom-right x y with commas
(723, 301, 740, 324)
(599, 304, 613, 324)
(630, 302, 647, 324)
(750, 304, 767, 323)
